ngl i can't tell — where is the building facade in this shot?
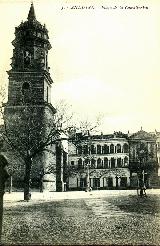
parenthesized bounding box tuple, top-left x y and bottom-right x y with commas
(68, 130, 160, 190)
(68, 132, 130, 190)
(128, 129, 159, 188)
(155, 131, 160, 178)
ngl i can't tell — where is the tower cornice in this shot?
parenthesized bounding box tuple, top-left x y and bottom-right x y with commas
(7, 70, 53, 85)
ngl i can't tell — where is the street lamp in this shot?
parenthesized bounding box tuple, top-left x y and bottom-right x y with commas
(85, 163, 90, 192)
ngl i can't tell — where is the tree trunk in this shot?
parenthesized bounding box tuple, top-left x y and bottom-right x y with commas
(0, 159, 9, 242)
(85, 165, 90, 192)
(24, 156, 32, 201)
(8, 175, 12, 193)
(0, 192, 3, 243)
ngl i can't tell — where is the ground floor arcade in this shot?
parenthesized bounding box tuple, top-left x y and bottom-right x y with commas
(68, 168, 130, 190)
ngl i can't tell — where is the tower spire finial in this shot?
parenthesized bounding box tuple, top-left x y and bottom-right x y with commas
(27, 2, 36, 22)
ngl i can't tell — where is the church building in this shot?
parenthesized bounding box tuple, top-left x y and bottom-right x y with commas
(1, 3, 68, 192)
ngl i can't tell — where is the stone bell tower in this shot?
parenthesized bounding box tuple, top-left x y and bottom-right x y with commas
(7, 3, 53, 106)
(4, 3, 57, 191)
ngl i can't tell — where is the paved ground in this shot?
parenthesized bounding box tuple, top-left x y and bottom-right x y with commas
(2, 189, 160, 245)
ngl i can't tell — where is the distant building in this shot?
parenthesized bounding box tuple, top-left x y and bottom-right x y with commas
(68, 129, 160, 190)
(155, 131, 160, 178)
(129, 128, 159, 188)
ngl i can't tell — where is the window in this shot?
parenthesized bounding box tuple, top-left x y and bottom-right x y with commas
(120, 177, 127, 187)
(104, 157, 108, 168)
(93, 178, 100, 188)
(111, 158, 115, 168)
(80, 178, 86, 189)
(97, 145, 101, 154)
(117, 144, 121, 153)
(24, 50, 31, 67)
(104, 144, 109, 154)
(78, 159, 83, 169)
(117, 158, 121, 167)
(123, 143, 129, 153)
(71, 161, 74, 166)
(83, 145, 88, 155)
(91, 145, 96, 154)
(22, 82, 30, 92)
(37, 32, 41, 38)
(91, 159, 96, 168)
(77, 146, 82, 155)
(97, 158, 102, 169)
(22, 82, 30, 103)
(110, 144, 114, 154)
(84, 158, 90, 166)
(124, 156, 128, 166)
(108, 177, 113, 187)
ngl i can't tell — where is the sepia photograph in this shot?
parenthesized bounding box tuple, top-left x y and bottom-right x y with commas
(0, 0, 160, 245)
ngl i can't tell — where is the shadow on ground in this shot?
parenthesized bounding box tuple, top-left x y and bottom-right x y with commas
(2, 194, 160, 245)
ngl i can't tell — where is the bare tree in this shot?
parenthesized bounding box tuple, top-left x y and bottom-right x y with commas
(0, 83, 103, 199)
(0, 86, 67, 200)
(67, 118, 103, 192)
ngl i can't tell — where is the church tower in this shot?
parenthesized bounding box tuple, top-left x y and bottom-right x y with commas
(7, 3, 53, 106)
(4, 3, 57, 191)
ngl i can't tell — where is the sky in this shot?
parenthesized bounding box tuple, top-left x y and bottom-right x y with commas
(0, 0, 160, 134)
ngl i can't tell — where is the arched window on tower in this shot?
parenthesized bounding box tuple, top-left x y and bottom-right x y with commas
(24, 50, 31, 68)
(22, 82, 31, 104)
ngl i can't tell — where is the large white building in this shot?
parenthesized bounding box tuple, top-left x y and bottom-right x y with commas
(68, 129, 160, 190)
(68, 132, 130, 190)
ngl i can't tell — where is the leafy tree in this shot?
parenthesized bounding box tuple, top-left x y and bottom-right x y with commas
(129, 142, 157, 195)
